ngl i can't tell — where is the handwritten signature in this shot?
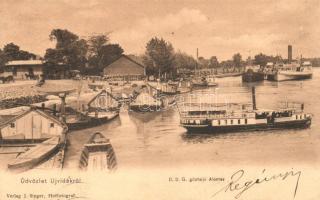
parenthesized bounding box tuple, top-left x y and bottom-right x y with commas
(211, 169, 301, 199)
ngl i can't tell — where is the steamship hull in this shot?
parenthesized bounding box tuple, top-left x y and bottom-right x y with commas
(266, 71, 313, 81)
(182, 118, 311, 133)
(274, 72, 313, 81)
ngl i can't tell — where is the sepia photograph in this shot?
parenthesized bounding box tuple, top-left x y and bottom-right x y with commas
(0, 0, 319, 199)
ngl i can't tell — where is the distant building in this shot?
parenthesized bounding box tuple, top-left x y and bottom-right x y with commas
(103, 55, 146, 81)
(4, 60, 44, 80)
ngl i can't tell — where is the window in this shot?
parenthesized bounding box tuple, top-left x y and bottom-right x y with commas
(50, 123, 55, 128)
(238, 119, 241, 124)
(218, 120, 220, 125)
(10, 123, 15, 128)
(225, 120, 227, 125)
(231, 120, 233, 125)
(245, 119, 248, 124)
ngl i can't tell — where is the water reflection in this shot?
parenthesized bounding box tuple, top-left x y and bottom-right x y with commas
(63, 70, 320, 168)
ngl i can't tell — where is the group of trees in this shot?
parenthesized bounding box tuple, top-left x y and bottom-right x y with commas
(2, 31, 319, 78)
(143, 37, 175, 76)
(0, 43, 36, 68)
(253, 53, 283, 67)
(143, 37, 311, 77)
(0, 29, 124, 77)
(142, 37, 247, 77)
(44, 29, 123, 76)
(87, 35, 123, 74)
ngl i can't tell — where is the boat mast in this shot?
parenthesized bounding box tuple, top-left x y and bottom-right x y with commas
(195, 48, 199, 76)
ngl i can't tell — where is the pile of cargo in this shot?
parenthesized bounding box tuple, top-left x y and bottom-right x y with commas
(0, 95, 47, 109)
(0, 83, 39, 100)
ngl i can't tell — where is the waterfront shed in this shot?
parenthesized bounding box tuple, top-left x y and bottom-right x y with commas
(103, 55, 146, 81)
(0, 109, 66, 140)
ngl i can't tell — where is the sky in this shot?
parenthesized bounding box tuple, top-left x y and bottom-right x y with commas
(0, 0, 319, 61)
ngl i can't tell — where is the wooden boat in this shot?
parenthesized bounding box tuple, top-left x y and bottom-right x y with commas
(65, 107, 93, 130)
(206, 76, 218, 87)
(79, 132, 117, 171)
(177, 80, 192, 94)
(214, 72, 242, 78)
(87, 90, 120, 122)
(87, 111, 119, 123)
(66, 90, 120, 130)
(128, 85, 175, 123)
(156, 82, 178, 95)
(192, 76, 208, 88)
(129, 90, 163, 112)
(7, 136, 62, 172)
(179, 87, 312, 133)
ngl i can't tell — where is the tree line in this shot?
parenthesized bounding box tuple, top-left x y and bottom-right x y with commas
(0, 29, 124, 77)
(1, 29, 319, 78)
(0, 43, 36, 72)
(142, 37, 301, 77)
(44, 29, 123, 77)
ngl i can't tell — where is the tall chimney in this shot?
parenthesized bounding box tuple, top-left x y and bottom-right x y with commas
(195, 48, 199, 70)
(252, 87, 257, 110)
(288, 45, 292, 64)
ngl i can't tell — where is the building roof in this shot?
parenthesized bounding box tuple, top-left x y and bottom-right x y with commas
(87, 90, 118, 107)
(0, 108, 67, 129)
(5, 60, 44, 66)
(105, 55, 145, 69)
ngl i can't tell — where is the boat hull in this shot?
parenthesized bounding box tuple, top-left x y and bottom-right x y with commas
(7, 137, 62, 172)
(182, 118, 311, 133)
(192, 84, 208, 89)
(207, 82, 218, 87)
(268, 72, 313, 81)
(67, 113, 119, 131)
(177, 87, 192, 94)
(215, 72, 242, 78)
(276, 73, 312, 81)
(129, 105, 163, 112)
(79, 132, 117, 171)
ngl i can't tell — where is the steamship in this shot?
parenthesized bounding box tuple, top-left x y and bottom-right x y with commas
(267, 45, 313, 81)
(271, 62, 313, 81)
(179, 87, 312, 133)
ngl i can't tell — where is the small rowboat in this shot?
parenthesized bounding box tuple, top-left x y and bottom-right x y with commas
(7, 136, 61, 172)
(79, 132, 117, 171)
(87, 111, 119, 123)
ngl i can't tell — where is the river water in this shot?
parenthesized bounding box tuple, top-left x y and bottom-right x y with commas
(64, 69, 320, 170)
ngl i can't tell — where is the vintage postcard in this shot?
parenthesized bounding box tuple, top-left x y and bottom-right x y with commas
(0, 0, 319, 199)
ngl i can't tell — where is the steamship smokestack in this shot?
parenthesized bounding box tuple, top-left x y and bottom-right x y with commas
(288, 45, 292, 64)
(252, 87, 257, 110)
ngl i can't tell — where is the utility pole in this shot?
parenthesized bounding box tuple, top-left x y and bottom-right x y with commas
(195, 48, 199, 75)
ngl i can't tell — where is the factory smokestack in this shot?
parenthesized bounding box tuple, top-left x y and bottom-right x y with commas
(288, 45, 292, 64)
(252, 87, 257, 110)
